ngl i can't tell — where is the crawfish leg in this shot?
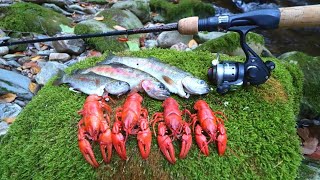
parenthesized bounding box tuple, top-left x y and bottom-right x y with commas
(179, 123, 192, 159)
(99, 120, 113, 163)
(78, 121, 99, 168)
(157, 122, 176, 164)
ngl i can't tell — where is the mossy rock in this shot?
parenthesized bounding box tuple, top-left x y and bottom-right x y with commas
(96, 9, 143, 29)
(81, 0, 109, 4)
(279, 51, 320, 117)
(0, 49, 302, 179)
(150, 0, 215, 23)
(195, 32, 265, 56)
(0, 2, 72, 36)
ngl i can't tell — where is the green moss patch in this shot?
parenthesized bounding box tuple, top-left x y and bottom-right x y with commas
(0, 49, 302, 179)
(0, 2, 72, 36)
(195, 32, 265, 55)
(279, 52, 320, 117)
(150, 0, 215, 23)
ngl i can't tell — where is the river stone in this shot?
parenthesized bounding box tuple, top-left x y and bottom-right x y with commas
(96, 9, 143, 29)
(0, 69, 34, 100)
(111, 0, 151, 23)
(0, 121, 9, 136)
(145, 40, 158, 49)
(49, 53, 71, 62)
(194, 32, 228, 44)
(0, 46, 9, 56)
(43, 3, 72, 16)
(0, 103, 22, 120)
(52, 36, 85, 55)
(230, 42, 264, 57)
(170, 42, 188, 51)
(23, 0, 74, 7)
(157, 31, 193, 48)
(35, 61, 67, 85)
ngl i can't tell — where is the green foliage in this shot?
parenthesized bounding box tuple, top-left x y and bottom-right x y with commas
(0, 49, 302, 179)
(0, 2, 71, 36)
(150, 0, 215, 22)
(195, 32, 265, 54)
(279, 52, 320, 117)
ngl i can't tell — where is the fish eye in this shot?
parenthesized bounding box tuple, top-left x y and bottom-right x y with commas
(199, 80, 205, 84)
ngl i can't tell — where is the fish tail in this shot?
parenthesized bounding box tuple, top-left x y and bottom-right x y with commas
(52, 70, 66, 86)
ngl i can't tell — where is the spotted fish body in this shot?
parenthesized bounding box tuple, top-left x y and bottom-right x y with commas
(53, 71, 130, 96)
(79, 64, 170, 100)
(99, 56, 210, 98)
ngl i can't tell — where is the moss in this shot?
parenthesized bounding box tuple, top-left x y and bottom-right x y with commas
(0, 2, 71, 36)
(150, 0, 215, 23)
(0, 49, 302, 179)
(279, 52, 320, 117)
(74, 23, 127, 53)
(195, 32, 265, 54)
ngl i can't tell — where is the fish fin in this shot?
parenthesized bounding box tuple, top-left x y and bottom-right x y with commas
(52, 70, 65, 86)
(69, 87, 82, 93)
(97, 53, 116, 65)
(162, 75, 175, 85)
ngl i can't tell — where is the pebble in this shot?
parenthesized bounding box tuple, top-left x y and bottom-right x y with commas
(0, 46, 9, 56)
(145, 40, 158, 49)
(157, 31, 193, 48)
(49, 53, 71, 62)
(170, 42, 188, 51)
(35, 61, 67, 85)
(0, 103, 22, 120)
(52, 37, 85, 55)
(0, 121, 9, 136)
(37, 49, 56, 56)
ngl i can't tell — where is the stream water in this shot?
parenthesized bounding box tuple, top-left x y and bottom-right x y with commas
(210, 0, 320, 56)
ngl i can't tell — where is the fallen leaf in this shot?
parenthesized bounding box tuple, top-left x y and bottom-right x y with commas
(303, 137, 319, 155)
(22, 62, 38, 69)
(29, 82, 39, 94)
(117, 37, 129, 42)
(88, 50, 102, 57)
(113, 25, 126, 31)
(298, 127, 310, 141)
(40, 44, 48, 51)
(188, 39, 198, 48)
(94, 16, 104, 21)
(31, 56, 42, 61)
(126, 41, 140, 51)
(4, 117, 16, 124)
(31, 66, 41, 74)
(0, 93, 17, 103)
(60, 24, 75, 34)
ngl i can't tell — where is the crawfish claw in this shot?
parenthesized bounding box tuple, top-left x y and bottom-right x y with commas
(78, 138, 99, 168)
(217, 123, 227, 156)
(137, 119, 152, 159)
(179, 124, 192, 159)
(112, 121, 127, 160)
(99, 121, 113, 163)
(195, 124, 209, 156)
(157, 122, 176, 164)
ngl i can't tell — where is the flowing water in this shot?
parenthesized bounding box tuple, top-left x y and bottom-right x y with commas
(210, 0, 320, 56)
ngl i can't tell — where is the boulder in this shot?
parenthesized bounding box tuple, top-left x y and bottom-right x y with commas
(157, 31, 192, 48)
(112, 0, 151, 23)
(35, 61, 67, 85)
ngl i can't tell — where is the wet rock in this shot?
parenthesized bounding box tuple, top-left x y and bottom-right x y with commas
(83, 8, 97, 14)
(35, 61, 67, 85)
(0, 121, 9, 136)
(14, 99, 26, 107)
(145, 40, 158, 49)
(157, 31, 193, 48)
(170, 42, 188, 51)
(194, 32, 228, 44)
(112, 0, 151, 23)
(52, 35, 85, 55)
(152, 14, 165, 23)
(23, 0, 74, 7)
(96, 9, 143, 29)
(0, 46, 9, 56)
(6, 60, 21, 68)
(0, 103, 22, 120)
(43, 3, 72, 16)
(0, 69, 34, 100)
(49, 53, 71, 62)
(3, 54, 26, 60)
(0, 58, 8, 66)
(37, 49, 56, 56)
(230, 42, 264, 57)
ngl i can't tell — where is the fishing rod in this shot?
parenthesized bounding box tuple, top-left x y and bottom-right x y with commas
(1, 5, 320, 94)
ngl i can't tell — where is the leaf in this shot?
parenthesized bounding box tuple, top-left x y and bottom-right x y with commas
(0, 93, 17, 103)
(126, 41, 140, 51)
(4, 117, 16, 124)
(29, 82, 39, 94)
(59, 24, 74, 34)
(113, 25, 126, 31)
(31, 55, 42, 61)
(94, 16, 104, 21)
(188, 39, 198, 48)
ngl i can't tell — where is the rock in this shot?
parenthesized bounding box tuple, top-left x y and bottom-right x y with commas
(0, 121, 9, 136)
(0, 46, 9, 56)
(278, 52, 320, 117)
(0, 58, 8, 66)
(43, 3, 72, 16)
(145, 40, 158, 49)
(170, 42, 188, 51)
(0, 2, 72, 36)
(6, 60, 21, 68)
(74, 19, 127, 52)
(157, 31, 193, 48)
(303, 137, 319, 155)
(49, 53, 71, 62)
(149, 0, 215, 22)
(37, 49, 56, 56)
(35, 61, 67, 85)
(14, 99, 27, 107)
(3, 54, 25, 60)
(83, 8, 97, 14)
(23, 0, 73, 7)
(152, 14, 165, 23)
(230, 42, 264, 57)
(52, 35, 85, 55)
(111, 0, 151, 23)
(0, 69, 34, 100)
(194, 32, 228, 44)
(96, 9, 143, 29)
(0, 103, 22, 120)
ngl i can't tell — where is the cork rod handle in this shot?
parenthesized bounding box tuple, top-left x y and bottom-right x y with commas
(279, 5, 320, 28)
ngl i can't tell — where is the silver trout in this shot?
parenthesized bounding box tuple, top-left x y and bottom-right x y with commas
(78, 64, 170, 100)
(53, 71, 130, 96)
(99, 56, 210, 98)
